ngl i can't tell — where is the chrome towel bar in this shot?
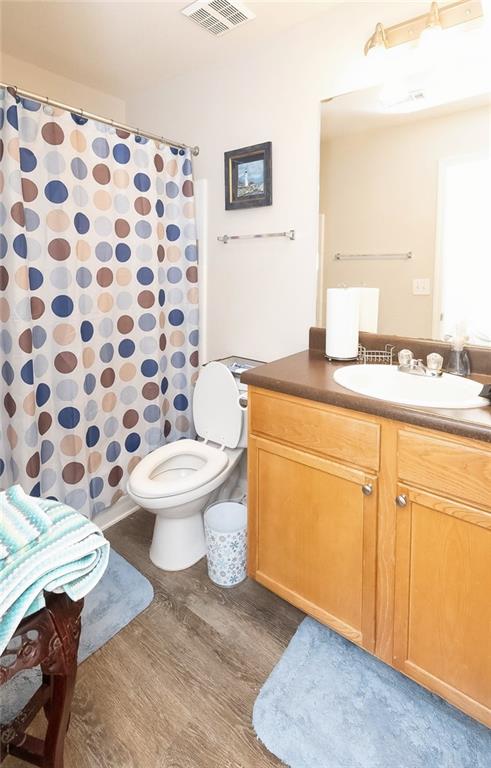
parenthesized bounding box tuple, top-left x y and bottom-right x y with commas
(334, 252, 412, 261)
(217, 229, 295, 244)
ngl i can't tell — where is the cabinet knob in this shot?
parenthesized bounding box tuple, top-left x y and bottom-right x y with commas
(395, 494, 408, 507)
(362, 483, 373, 496)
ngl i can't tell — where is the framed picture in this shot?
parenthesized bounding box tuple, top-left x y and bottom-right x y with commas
(224, 141, 272, 210)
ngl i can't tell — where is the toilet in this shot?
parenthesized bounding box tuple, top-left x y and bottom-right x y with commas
(127, 358, 257, 571)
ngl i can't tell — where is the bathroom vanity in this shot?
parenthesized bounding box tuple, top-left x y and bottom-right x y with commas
(243, 331, 491, 728)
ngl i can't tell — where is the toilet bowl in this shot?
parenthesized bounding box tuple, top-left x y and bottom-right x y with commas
(127, 360, 251, 571)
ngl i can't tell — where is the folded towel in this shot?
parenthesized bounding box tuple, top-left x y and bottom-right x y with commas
(0, 494, 109, 655)
(0, 486, 53, 560)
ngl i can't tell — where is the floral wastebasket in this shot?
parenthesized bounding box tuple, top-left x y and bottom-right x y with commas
(204, 501, 247, 587)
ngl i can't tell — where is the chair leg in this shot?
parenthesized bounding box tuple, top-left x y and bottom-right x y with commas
(43, 673, 52, 720)
(1, 594, 83, 768)
(42, 671, 77, 768)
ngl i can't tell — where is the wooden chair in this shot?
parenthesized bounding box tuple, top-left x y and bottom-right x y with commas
(0, 593, 83, 767)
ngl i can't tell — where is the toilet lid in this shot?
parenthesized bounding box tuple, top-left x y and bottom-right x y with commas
(193, 362, 242, 448)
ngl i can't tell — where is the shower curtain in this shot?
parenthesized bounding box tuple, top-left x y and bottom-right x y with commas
(0, 86, 199, 518)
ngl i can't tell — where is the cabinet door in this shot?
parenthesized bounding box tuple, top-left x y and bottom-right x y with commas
(393, 485, 491, 727)
(248, 436, 377, 651)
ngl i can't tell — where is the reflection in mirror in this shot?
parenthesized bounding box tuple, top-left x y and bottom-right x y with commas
(318, 37, 491, 347)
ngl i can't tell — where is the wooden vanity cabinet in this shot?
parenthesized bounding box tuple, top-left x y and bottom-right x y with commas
(247, 388, 380, 652)
(392, 485, 491, 725)
(248, 436, 378, 650)
(393, 428, 491, 725)
(247, 386, 491, 727)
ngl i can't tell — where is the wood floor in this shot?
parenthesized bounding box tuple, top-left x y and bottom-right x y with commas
(5, 509, 303, 768)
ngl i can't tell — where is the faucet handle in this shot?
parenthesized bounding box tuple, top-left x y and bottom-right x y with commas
(427, 352, 444, 372)
(398, 349, 414, 367)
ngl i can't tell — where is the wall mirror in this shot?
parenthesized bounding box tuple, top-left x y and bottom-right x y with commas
(317, 56, 491, 346)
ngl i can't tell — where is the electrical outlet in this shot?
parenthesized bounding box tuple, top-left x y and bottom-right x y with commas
(413, 278, 431, 296)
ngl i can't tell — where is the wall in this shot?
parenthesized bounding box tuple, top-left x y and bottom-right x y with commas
(319, 103, 490, 338)
(126, 3, 425, 363)
(0, 52, 126, 122)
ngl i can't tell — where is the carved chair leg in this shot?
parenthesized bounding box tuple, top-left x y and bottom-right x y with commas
(43, 673, 52, 720)
(42, 671, 77, 768)
(1, 594, 83, 768)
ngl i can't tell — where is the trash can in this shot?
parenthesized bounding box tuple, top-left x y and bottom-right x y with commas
(204, 500, 247, 587)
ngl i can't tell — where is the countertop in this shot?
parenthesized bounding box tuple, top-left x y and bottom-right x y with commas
(242, 349, 491, 444)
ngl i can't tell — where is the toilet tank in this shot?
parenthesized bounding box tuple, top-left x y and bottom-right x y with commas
(212, 356, 264, 449)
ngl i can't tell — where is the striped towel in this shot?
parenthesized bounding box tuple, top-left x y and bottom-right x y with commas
(0, 485, 53, 560)
(0, 492, 110, 655)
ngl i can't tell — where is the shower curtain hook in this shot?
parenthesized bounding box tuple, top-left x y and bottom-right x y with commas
(43, 96, 54, 116)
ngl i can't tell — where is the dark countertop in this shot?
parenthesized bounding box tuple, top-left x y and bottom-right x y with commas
(242, 349, 491, 445)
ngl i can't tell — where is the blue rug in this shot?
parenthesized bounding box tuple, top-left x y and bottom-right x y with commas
(1, 549, 153, 724)
(253, 618, 491, 768)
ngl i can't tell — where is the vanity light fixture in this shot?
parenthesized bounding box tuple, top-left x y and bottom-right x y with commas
(419, 1, 445, 51)
(422, 2, 443, 36)
(364, 22, 388, 59)
(364, 0, 483, 56)
(365, 21, 387, 58)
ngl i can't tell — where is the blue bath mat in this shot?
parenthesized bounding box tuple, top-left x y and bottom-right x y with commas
(1, 549, 154, 723)
(253, 618, 491, 768)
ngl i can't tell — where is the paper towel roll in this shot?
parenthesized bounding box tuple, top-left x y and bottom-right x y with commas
(325, 288, 360, 360)
(357, 287, 380, 333)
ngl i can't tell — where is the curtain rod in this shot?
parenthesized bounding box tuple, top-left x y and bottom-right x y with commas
(1, 82, 200, 157)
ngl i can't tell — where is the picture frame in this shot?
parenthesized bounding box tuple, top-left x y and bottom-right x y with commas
(224, 141, 272, 210)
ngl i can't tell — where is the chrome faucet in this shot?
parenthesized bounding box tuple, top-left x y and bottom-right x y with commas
(397, 349, 444, 378)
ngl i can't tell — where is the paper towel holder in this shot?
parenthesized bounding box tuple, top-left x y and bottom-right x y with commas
(326, 344, 395, 365)
(325, 354, 359, 362)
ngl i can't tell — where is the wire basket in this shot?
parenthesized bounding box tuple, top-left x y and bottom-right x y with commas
(358, 344, 395, 365)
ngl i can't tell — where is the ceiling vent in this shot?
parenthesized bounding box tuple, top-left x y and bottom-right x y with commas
(181, 0, 255, 36)
(381, 88, 426, 109)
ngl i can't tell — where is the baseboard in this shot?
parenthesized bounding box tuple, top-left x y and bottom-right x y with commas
(97, 494, 139, 531)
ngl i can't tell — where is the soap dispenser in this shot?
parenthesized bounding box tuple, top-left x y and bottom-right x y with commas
(446, 334, 470, 377)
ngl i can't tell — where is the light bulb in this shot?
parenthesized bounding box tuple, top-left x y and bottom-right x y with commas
(366, 42, 387, 68)
(365, 22, 388, 67)
(420, 22, 444, 49)
(419, 2, 444, 64)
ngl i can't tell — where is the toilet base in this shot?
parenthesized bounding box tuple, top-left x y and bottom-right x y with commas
(149, 511, 207, 571)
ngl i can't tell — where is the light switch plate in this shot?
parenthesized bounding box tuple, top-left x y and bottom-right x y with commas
(413, 278, 431, 295)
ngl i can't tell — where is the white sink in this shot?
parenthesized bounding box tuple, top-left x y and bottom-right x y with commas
(333, 364, 488, 410)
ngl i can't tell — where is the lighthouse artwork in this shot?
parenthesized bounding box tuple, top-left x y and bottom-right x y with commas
(224, 142, 272, 210)
(237, 160, 263, 197)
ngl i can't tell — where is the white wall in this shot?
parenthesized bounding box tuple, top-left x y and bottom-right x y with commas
(0, 52, 126, 122)
(320, 103, 490, 338)
(126, 3, 423, 363)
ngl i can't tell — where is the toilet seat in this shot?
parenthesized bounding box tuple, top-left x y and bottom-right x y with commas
(127, 439, 228, 500)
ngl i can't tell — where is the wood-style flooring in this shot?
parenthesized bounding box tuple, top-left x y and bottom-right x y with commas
(5, 509, 303, 767)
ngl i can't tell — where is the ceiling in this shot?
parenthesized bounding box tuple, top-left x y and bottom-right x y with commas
(0, 0, 336, 98)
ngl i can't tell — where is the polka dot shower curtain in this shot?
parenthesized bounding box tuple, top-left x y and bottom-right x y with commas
(0, 86, 199, 518)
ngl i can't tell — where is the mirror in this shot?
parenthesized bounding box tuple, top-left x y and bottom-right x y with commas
(318, 78, 491, 346)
